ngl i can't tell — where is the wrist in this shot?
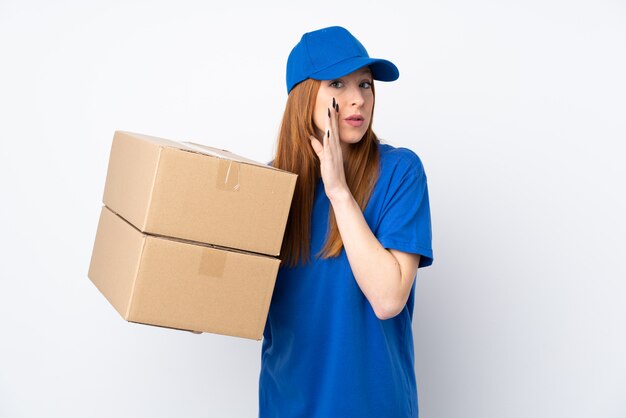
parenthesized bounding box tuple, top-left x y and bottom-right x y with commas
(328, 187, 355, 208)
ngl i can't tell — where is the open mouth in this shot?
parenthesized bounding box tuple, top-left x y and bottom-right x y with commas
(344, 116, 365, 127)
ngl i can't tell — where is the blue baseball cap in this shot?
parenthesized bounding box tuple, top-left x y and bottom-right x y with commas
(286, 26, 400, 94)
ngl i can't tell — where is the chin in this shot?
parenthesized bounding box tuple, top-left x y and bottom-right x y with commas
(339, 130, 367, 145)
(338, 137, 359, 148)
(343, 138, 363, 146)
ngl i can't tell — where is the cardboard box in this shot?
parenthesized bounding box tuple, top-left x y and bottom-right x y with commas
(88, 206, 280, 340)
(103, 130, 297, 256)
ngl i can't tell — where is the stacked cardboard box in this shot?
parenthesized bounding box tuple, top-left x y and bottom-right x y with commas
(88, 131, 297, 340)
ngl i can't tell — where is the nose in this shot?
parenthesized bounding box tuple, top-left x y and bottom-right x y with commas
(350, 86, 365, 107)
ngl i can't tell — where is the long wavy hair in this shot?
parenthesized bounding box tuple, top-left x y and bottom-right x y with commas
(273, 78, 380, 267)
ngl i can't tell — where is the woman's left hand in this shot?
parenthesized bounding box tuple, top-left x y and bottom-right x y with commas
(310, 97, 350, 201)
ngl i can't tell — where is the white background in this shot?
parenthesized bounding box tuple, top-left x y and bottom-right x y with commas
(1, 0, 625, 417)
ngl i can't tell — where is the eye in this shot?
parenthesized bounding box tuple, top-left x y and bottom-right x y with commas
(360, 81, 372, 89)
(329, 80, 344, 88)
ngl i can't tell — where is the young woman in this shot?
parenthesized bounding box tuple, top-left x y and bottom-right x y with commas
(259, 26, 434, 418)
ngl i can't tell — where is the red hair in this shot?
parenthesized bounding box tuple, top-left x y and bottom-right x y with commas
(273, 78, 380, 267)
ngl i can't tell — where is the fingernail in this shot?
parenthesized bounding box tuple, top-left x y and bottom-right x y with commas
(327, 129, 330, 138)
(336, 103, 340, 113)
(332, 97, 336, 108)
(328, 108, 330, 118)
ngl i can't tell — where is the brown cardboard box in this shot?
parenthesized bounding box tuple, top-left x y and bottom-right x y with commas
(88, 206, 280, 340)
(103, 130, 297, 257)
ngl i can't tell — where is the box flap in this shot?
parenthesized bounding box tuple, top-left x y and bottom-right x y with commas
(181, 141, 277, 170)
(114, 131, 283, 171)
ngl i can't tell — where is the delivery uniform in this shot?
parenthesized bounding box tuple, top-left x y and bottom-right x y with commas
(259, 140, 434, 418)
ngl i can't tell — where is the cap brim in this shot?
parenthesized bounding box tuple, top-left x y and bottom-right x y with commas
(309, 56, 399, 82)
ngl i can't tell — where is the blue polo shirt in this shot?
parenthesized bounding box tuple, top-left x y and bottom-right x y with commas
(259, 141, 434, 418)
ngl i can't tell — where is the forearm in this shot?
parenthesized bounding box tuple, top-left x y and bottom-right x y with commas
(329, 189, 404, 319)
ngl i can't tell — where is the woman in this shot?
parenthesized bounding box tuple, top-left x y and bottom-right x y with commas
(259, 26, 434, 418)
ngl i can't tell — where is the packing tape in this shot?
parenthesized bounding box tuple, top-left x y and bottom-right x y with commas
(199, 248, 227, 278)
(180, 141, 225, 158)
(178, 140, 241, 192)
(217, 159, 241, 192)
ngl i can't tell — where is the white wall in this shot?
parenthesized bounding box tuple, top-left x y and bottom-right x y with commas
(1, 1, 624, 417)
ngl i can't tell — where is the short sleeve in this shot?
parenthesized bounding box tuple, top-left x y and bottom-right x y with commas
(375, 153, 434, 268)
